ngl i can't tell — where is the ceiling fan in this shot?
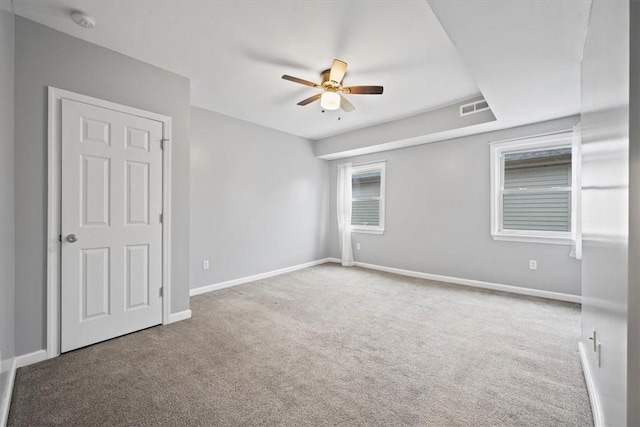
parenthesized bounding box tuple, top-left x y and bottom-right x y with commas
(282, 59, 383, 112)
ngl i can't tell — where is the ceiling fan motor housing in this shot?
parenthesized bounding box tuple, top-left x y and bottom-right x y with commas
(320, 69, 342, 88)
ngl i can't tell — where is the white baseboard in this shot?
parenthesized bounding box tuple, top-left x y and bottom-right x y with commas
(579, 341, 603, 427)
(326, 258, 581, 303)
(15, 350, 47, 369)
(1, 358, 16, 427)
(168, 309, 192, 323)
(190, 258, 334, 297)
(0, 350, 46, 425)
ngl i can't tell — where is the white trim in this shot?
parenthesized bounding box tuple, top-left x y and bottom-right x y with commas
(190, 258, 334, 297)
(161, 121, 173, 327)
(46, 88, 61, 360)
(15, 350, 47, 369)
(168, 310, 192, 323)
(489, 130, 575, 245)
(47, 87, 173, 359)
(489, 129, 575, 147)
(326, 259, 581, 303)
(570, 124, 583, 259)
(1, 358, 16, 426)
(352, 159, 387, 167)
(352, 229, 384, 235)
(350, 161, 386, 235)
(0, 350, 48, 425)
(579, 341, 603, 427)
(491, 234, 572, 245)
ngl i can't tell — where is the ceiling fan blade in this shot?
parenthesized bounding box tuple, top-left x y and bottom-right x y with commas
(297, 93, 322, 106)
(282, 75, 319, 88)
(343, 85, 384, 95)
(340, 94, 355, 112)
(329, 59, 348, 84)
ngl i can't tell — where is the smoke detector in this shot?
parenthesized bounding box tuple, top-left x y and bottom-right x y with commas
(71, 10, 96, 29)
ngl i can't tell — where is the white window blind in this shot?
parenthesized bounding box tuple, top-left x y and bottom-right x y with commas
(350, 161, 385, 234)
(502, 148, 572, 232)
(352, 171, 381, 227)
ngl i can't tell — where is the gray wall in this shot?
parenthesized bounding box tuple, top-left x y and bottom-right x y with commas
(580, 1, 630, 425)
(190, 107, 329, 289)
(0, 0, 15, 365)
(314, 95, 495, 159)
(629, 2, 640, 424)
(580, 0, 635, 425)
(14, 17, 191, 356)
(327, 116, 582, 296)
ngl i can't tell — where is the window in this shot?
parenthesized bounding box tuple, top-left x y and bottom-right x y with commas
(351, 162, 385, 234)
(490, 132, 575, 245)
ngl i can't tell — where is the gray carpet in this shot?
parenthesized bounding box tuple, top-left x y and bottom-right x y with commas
(9, 264, 592, 426)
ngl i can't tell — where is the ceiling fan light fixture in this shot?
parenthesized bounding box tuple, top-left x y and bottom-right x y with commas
(321, 92, 341, 110)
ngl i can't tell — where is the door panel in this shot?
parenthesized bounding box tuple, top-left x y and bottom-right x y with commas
(125, 244, 150, 310)
(81, 155, 110, 227)
(82, 247, 110, 319)
(61, 99, 163, 352)
(126, 161, 150, 225)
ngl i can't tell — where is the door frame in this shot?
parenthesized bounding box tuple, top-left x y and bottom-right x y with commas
(46, 87, 173, 359)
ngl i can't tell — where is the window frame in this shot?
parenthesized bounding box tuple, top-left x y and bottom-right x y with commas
(351, 161, 386, 235)
(489, 131, 575, 245)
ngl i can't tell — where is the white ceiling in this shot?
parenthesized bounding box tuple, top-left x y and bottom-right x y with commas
(428, 0, 591, 131)
(13, 0, 481, 140)
(13, 0, 592, 142)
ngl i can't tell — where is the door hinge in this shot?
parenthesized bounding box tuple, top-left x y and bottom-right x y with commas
(159, 287, 163, 297)
(161, 138, 170, 150)
(59, 234, 62, 242)
(159, 213, 163, 223)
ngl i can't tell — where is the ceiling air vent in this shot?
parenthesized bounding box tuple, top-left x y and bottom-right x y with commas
(460, 99, 490, 117)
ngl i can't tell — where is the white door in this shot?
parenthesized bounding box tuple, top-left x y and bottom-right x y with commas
(60, 98, 163, 352)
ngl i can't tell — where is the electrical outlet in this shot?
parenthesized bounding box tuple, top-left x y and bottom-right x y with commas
(203, 260, 210, 270)
(356, 243, 361, 250)
(529, 260, 537, 270)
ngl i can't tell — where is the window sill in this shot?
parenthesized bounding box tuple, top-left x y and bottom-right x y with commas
(491, 233, 572, 245)
(352, 228, 384, 235)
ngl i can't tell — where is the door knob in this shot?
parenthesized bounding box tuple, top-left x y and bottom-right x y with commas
(66, 234, 79, 243)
